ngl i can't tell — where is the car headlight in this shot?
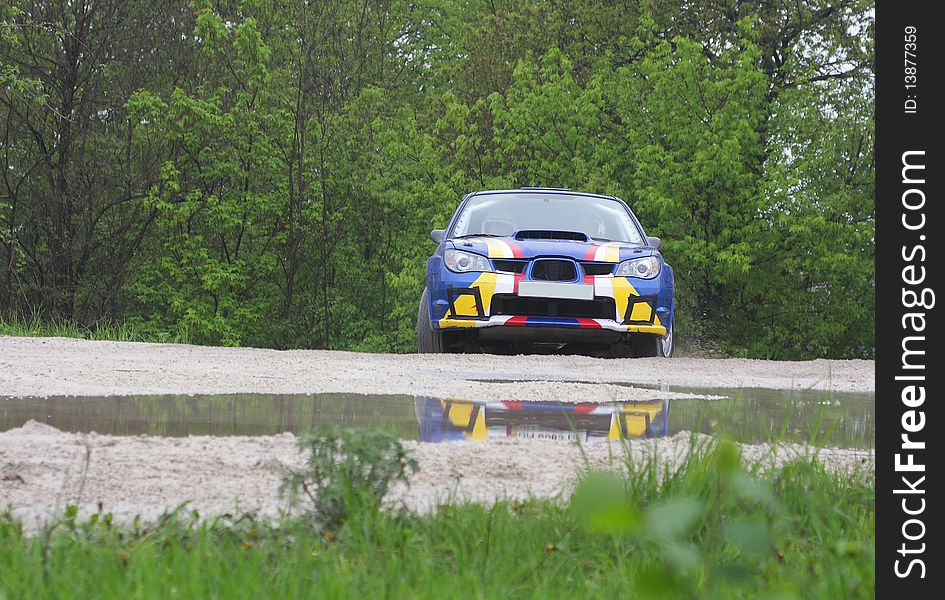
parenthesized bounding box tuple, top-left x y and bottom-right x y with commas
(444, 249, 493, 273)
(615, 256, 661, 279)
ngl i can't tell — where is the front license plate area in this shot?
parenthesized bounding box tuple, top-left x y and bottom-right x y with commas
(517, 281, 594, 300)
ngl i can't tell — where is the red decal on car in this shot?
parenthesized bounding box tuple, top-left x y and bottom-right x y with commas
(507, 240, 525, 258)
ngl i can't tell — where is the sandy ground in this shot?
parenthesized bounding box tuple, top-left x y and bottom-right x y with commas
(0, 337, 874, 401)
(0, 336, 874, 528)
(1, 421, 872, 531)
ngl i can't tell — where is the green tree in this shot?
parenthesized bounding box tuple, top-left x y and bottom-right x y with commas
(0, 0, 875, 359)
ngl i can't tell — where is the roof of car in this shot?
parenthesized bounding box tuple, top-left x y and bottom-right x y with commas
(464, 188, 620, 202)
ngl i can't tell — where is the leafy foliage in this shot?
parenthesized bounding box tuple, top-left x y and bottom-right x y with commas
(569, 439, 873, 597)
(281, 427, 418, 528)
(1, 0, 874, 358)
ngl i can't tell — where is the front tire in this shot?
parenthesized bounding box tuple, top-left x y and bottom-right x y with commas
(416, 288, 444, 353)
(629, 323, 674, 358)
(659, 322, 674, 358)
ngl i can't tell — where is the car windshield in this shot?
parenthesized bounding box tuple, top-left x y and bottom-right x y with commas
(450, 193, 645, 245)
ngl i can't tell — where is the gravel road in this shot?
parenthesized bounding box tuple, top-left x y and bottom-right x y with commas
(0, 336, 873, 400)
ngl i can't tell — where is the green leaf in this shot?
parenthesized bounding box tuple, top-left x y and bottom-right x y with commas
(644, 497, 704, 539)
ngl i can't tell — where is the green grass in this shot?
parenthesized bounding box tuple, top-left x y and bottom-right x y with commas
(0, 312, 192, 344)
(0, 441, 874, 599)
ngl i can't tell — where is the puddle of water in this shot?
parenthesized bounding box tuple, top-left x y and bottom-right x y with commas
(0, 388, 873, 449)
(666, 387, 874, 450)
(0, 394, 417, 439)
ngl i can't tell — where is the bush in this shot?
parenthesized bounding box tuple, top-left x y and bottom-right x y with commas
(280, 428, 418, 528)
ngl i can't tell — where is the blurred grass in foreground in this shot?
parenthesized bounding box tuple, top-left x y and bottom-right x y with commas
(0, 437, 873, 599)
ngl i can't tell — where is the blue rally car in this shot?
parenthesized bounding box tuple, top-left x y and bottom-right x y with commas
(418, 188, 674, 357)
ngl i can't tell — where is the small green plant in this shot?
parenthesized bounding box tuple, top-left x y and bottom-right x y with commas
(281, 428, 418, 528)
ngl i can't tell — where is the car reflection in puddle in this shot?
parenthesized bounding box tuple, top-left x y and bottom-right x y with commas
(414, 396, 669, 443)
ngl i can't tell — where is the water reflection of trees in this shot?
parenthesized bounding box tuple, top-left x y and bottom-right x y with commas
(1, 394, 417, 438)
(666, 389, 874, 449)
(1, 389, 874, 449)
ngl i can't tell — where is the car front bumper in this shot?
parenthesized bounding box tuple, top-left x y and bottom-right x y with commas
(431, 271, 671, 336)
(437, 315, 666, 335)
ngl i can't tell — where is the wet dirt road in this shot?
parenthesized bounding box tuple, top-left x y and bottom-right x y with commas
(0, 337, 873, 401)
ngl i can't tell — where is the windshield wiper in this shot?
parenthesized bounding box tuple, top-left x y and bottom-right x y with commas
(451, 233, 505, 239)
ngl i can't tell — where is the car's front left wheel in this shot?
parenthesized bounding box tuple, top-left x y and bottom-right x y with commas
(416, 288, 445, 353)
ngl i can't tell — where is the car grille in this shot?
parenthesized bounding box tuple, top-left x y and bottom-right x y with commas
(493, 259, 528, 273)
(491, 295, 616, 320)
(495, 260, 613, 276)
(532, 259, 577, 281)
(580, 262, 614, 276)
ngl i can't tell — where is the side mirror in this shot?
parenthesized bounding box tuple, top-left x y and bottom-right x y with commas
(646, 236, 662, 250)
(430, 229, 446, 244)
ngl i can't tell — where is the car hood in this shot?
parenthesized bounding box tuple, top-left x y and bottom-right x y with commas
(448, 236, 656, 263)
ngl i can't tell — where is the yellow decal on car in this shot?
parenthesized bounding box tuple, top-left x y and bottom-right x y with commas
(611, 277, 662, 327)
(441, 271, 506, 322)
(593, 242, 623, 263)
(482, 238, 515, 258)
